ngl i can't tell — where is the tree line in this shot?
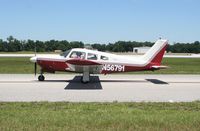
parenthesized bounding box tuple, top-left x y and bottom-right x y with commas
(0, 36, 200, 53)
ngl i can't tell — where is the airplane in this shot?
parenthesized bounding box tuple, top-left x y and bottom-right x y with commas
(30, 39, 168, 83)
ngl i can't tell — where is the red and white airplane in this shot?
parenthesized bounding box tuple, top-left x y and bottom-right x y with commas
(30, 39, 168, 83)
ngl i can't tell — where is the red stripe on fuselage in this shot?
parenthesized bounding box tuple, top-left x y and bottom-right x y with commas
(37, 60, 68, 72)
(37, 59, 151, 73)
(37, 60, 159, 73)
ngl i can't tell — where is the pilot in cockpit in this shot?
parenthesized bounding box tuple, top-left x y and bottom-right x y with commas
(70, 51, 85, 59)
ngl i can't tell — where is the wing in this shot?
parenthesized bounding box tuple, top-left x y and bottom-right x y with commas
(66, 58, 102, 65)
(65, 58, 103, 73)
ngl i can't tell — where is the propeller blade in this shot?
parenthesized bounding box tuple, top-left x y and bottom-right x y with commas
(34, 42, 37, 76)
(34, 43, 36, 56)
(34, 62, 37, 76)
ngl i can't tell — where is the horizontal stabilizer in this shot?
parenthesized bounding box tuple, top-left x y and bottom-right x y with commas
(151, 65, 169, 70)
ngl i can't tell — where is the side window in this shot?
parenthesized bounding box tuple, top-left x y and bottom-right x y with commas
(101, 55, 109, 60)
(87, 53, 98, 60)
(70, 51, 85, 59)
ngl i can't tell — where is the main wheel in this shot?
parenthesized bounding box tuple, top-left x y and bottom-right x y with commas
(81, 77, 89, 84)
(38, 75, 45, 81)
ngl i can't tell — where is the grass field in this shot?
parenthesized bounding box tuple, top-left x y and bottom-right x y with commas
(0, 102, 200, 130)
(0, 57, 36, 74)
(0, 57, 199, 74)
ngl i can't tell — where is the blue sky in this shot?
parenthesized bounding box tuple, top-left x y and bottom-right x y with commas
(0, 0, 199, 43)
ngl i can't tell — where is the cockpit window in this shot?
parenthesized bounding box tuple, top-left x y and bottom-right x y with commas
(101, 55, 109, 60)
(60, 49, 71, 57)
(70, 51, 86, 59)
(87, 53, 98, 60)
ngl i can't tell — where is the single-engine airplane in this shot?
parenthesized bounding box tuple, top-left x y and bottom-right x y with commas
(30, 39, 168, 83)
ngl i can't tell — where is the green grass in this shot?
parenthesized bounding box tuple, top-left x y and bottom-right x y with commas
(0, 57, 36, 74)
(0, 102, 200, 130)
(133, 58, 200, 74)
(0, 57, 200, 74)
(165, 58, 200, 74)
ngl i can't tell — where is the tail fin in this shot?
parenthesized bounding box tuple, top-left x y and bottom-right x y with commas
(142, 39, 168, 66)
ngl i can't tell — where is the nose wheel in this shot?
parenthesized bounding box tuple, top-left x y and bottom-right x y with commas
(38, 75, 45, 81)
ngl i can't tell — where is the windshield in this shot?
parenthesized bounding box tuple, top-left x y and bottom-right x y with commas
(60, 49, 71, 57)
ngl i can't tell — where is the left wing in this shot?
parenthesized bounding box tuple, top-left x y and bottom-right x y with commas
(65, 58, 103, 73)
(66, 58, 102, 65)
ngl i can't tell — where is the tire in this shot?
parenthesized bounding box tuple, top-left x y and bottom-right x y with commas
(38, 75, 45, 81)
(81, 78, 89, 84)
(81, 81, 89, 84)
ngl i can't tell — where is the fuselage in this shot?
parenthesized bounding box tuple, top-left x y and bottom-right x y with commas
(30, 39, 168, 74)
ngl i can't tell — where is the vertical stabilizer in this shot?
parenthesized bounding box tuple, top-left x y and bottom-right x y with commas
(142, 39, 168, 65)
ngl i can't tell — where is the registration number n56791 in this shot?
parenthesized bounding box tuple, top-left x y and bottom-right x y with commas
(102, 64, 125, 72)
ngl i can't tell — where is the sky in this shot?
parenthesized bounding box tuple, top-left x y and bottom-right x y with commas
(0, 0, 199, 44)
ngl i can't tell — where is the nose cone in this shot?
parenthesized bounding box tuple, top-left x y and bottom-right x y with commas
(30, 56, 37, 63)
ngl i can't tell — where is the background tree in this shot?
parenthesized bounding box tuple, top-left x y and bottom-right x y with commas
(0, 39, 3, 51)
(0, 36, 199, 53)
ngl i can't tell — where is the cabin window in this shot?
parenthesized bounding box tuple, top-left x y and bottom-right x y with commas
(69, 51, 85, 59)
(87, 53, 98, 60)
(101, 55, 109, 60)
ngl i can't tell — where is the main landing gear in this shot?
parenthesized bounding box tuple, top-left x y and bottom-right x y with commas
(81, 71, 90, 84)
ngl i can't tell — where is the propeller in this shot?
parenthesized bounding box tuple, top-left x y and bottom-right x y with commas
(34, 42, 36, 56)
(30, 43, 37, 76)
(34, 62, 37, 76)
(34, 42, 37, 76)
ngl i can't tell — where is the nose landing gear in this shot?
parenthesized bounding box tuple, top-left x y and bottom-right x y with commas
(38, 70, 45, 81)
(38, 75, 45, 81)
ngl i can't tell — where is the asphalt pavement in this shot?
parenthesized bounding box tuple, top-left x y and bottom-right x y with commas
(0, 74, 200, 102)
